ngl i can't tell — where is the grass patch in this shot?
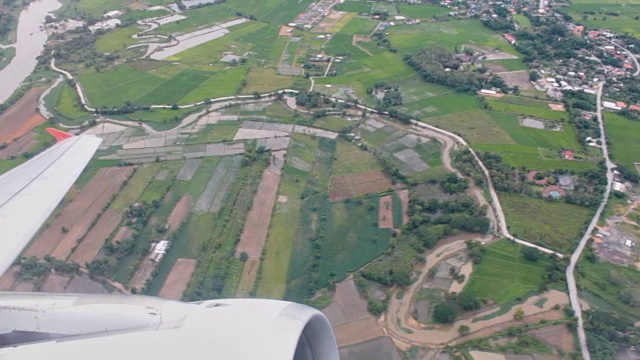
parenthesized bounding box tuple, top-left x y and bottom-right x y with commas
(565, 3, 640, 38)
(499, 193, 592, 252)
(55, 84, 87, 120)
(605, 112, 640, 173)
(136, 69, 211, 105)
(464, 239, 550, 304)
(488, 97, 569, 121)
(95, 26, 140, 54)
(488, 111, 581, 149)
(110, 163, 161, 212)
(399, 92, 482, 119)
(387, 19, 520, 55)
(397, 4, 450, 19)
(421, 110, 515, 144)
(578, 259, 640, 320)
(186, 122, 240, 144)
(77, 65, 164, 108)
(335, 1, 372, 13)
(241, 68, 296, 94)
(332, 138, 381, 175)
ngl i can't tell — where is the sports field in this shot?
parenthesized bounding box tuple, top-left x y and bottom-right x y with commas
(463, 240, 550, 304)
(500, 193, 592, 252)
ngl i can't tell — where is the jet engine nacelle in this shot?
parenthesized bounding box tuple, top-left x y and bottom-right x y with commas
(0, 293, 338, 360)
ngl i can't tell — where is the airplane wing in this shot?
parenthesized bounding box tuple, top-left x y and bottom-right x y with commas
(0, 128, 339, 360)
(0, 129, 102, 276)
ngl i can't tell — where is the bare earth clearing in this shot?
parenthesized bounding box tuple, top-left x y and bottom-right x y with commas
(24, 167, 134, 259)
(329, 170, 393, 202)
(167, 195, 192, 233)
(0, 87, 46, 143)
(378, 195, 393, 229)
(0, 131, 37, 159)
(397, 189, 409, 225)
(235, 162, 282, 296)
(68, 210, 122, 265)
(323, 279, 385, 348)
(159, 258, 197, 300)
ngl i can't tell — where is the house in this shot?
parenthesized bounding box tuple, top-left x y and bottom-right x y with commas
(103, 10, 122, 18)
(629, 104, 640, 111)
(572, 25, 584, 36)
(149, 240, 171, 262)
(480, 89, 497, 95)
(503, 33, 516, 44)
(603, 101, 621, 110)
(543, 185, 566, 199)
(88, 19, 120, 34)
(613, 181, 626, 193)
(558, 175, 575, 190)
(561, 150, 574, 160)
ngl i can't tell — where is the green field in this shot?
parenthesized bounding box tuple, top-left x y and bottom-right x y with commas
(256, 136, 315, 299)
(335, 1, 372, 13)
(463, 240, 550, 304)
(565, 3, 640, 38)
(55, 84, 87, 120)
(225, 0, 314, 24)
(419, 110, 514, 145)
(484, 58, 528, 71)
(500, 193, 592, 252)
(579, 258, 640, 320)
(136, 69, 211, 105)
(398, 93, 482, 119)
(110, 164, 161, 212)
(489, 111, 581, 150)
(513, 14, 532, 28)
(333, 138, 381, 175)
(397, 4, 450, 19)
(605, 112, 640, 173)
(387, 19, 520, 56)
(487, 97, 569, 121)
(77, 65, 164, 108)
(95, 26, 139, 54)
(475, 143, 597, 171)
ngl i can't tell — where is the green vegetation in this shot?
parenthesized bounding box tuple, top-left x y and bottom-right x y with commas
(0, 47, 15, 71)
(335, 1, 372, 13)
(579, 259, 640, 320)
(564, 2, 640, 38)
(397, 4, 450, 19)
(605, 112, 640, 173)
(487, 97, 568, 121)
(55, 84, 88, 120)
(419, 110, 514, 144)
(95, 26, 140, 54)
(463, 240, 551, 304)
(332, 138, 381, 175)
(500, 193, 592, 252)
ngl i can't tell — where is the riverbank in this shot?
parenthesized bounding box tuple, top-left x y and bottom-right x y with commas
(0, 0, 62, 104)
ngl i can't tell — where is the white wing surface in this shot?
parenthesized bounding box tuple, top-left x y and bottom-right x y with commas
(0, 131, 102, 276)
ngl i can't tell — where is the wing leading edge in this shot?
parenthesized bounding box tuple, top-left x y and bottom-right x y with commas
(0, 131, 102, 276)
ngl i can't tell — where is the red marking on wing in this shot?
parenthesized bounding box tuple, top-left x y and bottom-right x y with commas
(46, 128, 74, 142)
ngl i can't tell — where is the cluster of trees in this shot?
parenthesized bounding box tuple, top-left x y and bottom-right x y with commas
(453, 149, 485, 187)
(404, 47, 509, 93)
(478, 151, 606, 208)
(0, 12, 14, 39)
(513, 18, 592, 64)
(361, 196, 490, 287)
(367, 82, 403, 108)
(481, 5, 515, 32)
(439, 172, 469, 194)
(295, 91, 329, 109)
(584, 309, 639, 359)
(16, 256, 79, 280)
(87, 257, 116, 277)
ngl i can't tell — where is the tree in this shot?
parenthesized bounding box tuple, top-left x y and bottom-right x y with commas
(433, 303, 456, 323)
(458, 324, 470, 336)
(239, 252, 249, 262)
(457, 291, 482, 311)
(529, 70, 540, 82)
(514, 307, 525, 320)
(523, 246, 541, 262)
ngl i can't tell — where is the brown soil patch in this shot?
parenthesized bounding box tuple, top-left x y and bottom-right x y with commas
(25, 166, 135, 259)
(65, 274, 108, 293)
(333, 318, 384, 348)
(279, 25, 294, 36)
(455, 310, 564, 344)
(127, 1, 147, 10)
(528, 324, 575, 352)
(129, 256, 156, 292)
(329, 170, 393, 202)
(397, 190, 409, 225)
(41, 273, 71, 292)
(0, 131, 37, 159)
(485, 63, 507, 73)
(159, 258, 197, 300)
(313, 11, 345, 32)
(379, 195, 393, 229)
(167, 195, 192, 233)
(0, 87, 46, 143)
(548, 103, 566, 111)
(68, 210, 123, 265)
(235, 170, 281, 258)
(0, 265, 18, 291)
(497, 71, 534, 90)
(236, 258, 260, 297)
(112, 226, 133, 243)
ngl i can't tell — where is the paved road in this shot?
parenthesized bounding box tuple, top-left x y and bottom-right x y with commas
(565, 83, 615, 360)
(611, 41, 640, 76)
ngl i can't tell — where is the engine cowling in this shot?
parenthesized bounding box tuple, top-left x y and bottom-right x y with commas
(0, 293, 339, 360)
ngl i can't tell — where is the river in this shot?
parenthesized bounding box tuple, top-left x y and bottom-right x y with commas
(0, 0, 62, 104)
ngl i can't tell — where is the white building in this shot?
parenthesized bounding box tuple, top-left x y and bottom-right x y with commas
(150, 240, 171, 262)
(603, 101, 621, 111)
(104, 10, 122, 18)
(88, 19, 121, 34)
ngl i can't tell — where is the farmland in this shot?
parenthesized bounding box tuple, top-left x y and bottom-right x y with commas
(499, 193, 593, 252)
(563, 2, 640, 38)
(463, 240, 551, 305)
(604, 112, 640, 173)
